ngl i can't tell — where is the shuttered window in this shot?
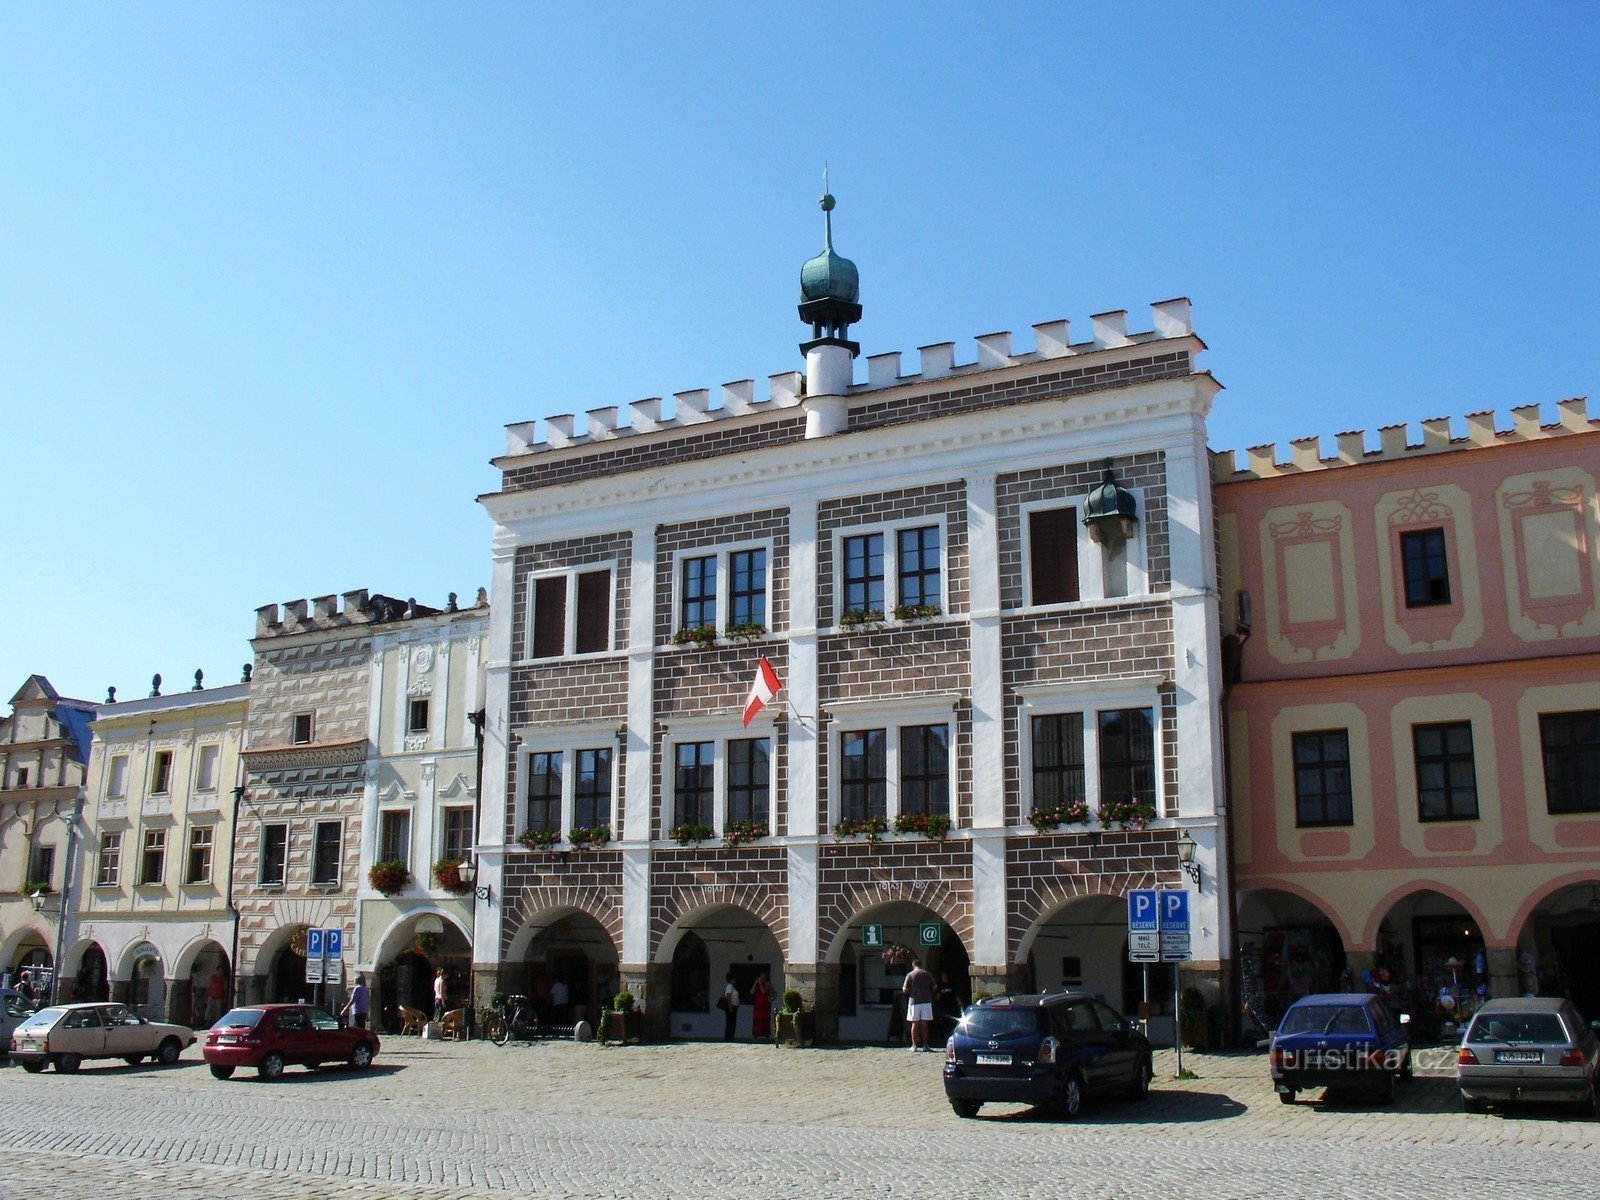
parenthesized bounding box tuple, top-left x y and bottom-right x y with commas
(575, 570, 611, 653)
(1029, 507, 1080, 605)
(531, 576, 567, 658)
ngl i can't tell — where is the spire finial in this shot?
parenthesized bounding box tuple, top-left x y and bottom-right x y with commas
(820, 164, 835, 249)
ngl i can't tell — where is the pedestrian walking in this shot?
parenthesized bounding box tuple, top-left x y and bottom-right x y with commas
(902, 958, 935, 1052)
(751, 974, 774, 1040)
(433, 969, 447, 1022)
(719, 972, 740, 1040)
(342, 974, 371, 1029)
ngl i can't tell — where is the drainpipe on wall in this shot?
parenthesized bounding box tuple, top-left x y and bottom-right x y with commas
(228, 784, 244, 1006)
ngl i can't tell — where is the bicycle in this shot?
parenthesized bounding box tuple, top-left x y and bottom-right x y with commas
(485, 994, 540, 1046)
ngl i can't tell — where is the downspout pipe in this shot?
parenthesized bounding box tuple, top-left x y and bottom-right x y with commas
(228, 784, 244, 1005)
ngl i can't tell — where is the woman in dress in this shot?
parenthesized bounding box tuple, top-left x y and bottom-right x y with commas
(751, 974, 774, 1040)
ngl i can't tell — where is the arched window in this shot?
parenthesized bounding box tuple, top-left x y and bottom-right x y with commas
(670, 931, 710, 1013)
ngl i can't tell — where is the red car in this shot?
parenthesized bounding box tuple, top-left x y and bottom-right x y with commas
(202, 1004, 379, 1080)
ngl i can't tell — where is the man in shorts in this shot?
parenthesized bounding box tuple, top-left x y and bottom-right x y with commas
(902, 958, 935, 1051)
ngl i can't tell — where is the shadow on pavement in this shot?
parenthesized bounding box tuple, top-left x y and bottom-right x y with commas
(238, 1063, 407, 1085)
(976, 1090, 1248, 1125)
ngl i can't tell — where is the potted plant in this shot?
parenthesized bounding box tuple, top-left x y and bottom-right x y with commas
(1028, 798, 1090, 833)
(838, 608, 885, 632)
(602, 988, 643, 1043)
(725, 621, 767, 644)
(433, 857, 471, 893)
(22, 880, 53, 897)
(568, 823, 613, 851)
(891, 603, 941, 622)
(672, 624, 718, 649)
(669, 822, 715, 847)
(774, 988, 815, 1047)
(892, 811, 951, 840)
(722, 818, 768, 848)
(367, 859, 411, 895)
(881, 943, 913, 970)
(415, 930, 440, 956)
(832, 815, 888, 844)
(1098, 796, 1157, 830)
(518, 828, 560, 851)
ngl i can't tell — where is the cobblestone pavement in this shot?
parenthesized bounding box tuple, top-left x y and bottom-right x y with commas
(0, 1039, 1594, 1199)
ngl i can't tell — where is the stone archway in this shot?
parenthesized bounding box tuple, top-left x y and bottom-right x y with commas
(1237, 886, 1350, 1027)
(653, 902, 784, 1042)
(825, 899, 968, 1046)
(509, 907, 620, 1031)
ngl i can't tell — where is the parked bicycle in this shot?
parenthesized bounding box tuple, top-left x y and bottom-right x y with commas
(484, 994, 540, 1046)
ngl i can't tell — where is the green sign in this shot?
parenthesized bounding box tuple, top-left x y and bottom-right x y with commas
(861, 923, 886, 948)
(918, 922, 942, 947)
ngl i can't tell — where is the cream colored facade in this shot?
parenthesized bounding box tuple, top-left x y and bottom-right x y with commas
(356, 603, 487, 1028)
(72, 680, 249, 1023)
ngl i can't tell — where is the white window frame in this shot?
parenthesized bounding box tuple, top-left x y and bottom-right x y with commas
(106, 754, 129, 800)
(1017, 676, 1168, 821)
(259, 821, 289, 887)
(185, 823, 215, 885)
(669, 538, 776, 639)
(194, 743, 221, 793)
(150, 750, 174, 796)
(659, 713, 778, 838)
(96, 830, 122, 887)
(138, 827, 166, 886)
(378, 806, 414, 867)
(824, 695, 958, 830)
(310, 818, 343, 888)
(515, 722, 618, 843)
(407, 697, 431, 735)
(438, 803, 477, 863)
(522, 561, 619, 660)
(1017, 489, 1149, 612)
(831, 514, 951, 628)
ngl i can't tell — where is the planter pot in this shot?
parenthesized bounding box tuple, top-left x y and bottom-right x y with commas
(774, 1009, 815, 1047)
(602, 1010, 643, 1044)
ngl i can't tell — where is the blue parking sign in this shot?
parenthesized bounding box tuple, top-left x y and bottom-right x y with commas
(306, 928, 324, 959)
(1128, 890, 1158, 933)
(325, 928, 343, 958)
(1160, 889, 1190, 933)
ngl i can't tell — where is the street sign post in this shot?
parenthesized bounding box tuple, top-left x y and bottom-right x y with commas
(861, 923, 885, 948)
(1127, 890, 1158, 933)
(1158, 888, 1193, 1078)
(1159, 890, 1190, 933)
(305, 928, 324, 987)
(917, 922, 942, 948)
(325, 929, 343, 958)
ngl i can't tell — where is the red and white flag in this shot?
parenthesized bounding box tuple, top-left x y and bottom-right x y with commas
(742, 655, 782, 727)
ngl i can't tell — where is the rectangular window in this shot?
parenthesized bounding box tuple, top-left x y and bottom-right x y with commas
(896, 526, 942, 610)
(1541, 710, 1600, 814)
(150, 751, 173, 795)
(674, 742, 715, 827)
(16, 766, 29, 788)
(107, 755, 129, 799)
(187, 826, 214, 884)
(1029, 507, 1081, 606)
(575, 569, 611, 654)
(899, 724, 950, 816)
(140, 829, 165, 885)
(1293, 730, 1354, 827)
(1414, 721, 1478, 821)
(30, 845, 55, 888)
(1400, 528, 1451, 607)
(531, 576, 568, 658)
(840, 729, 888, 821)
(195, 744, 220, 791)
(311, 820, 342, 885)
(841, 533, 885, 615)
(408, 698, 430, 734)
(1098, 708, 1156, 809)
(1031, 713, 1086, 808)
(291, 713, 314, 745)
(260, 823, 288, 886)
(526, 751, 563, 834)
(97, 832, 121, 886)
(680, 555, 717, 630)
(727, 738, 771, 824)
(573, 747, 612, 829)
(442, 807, 474, 860)
(729, 548, 767, 628)
(379, 809, 411, 864)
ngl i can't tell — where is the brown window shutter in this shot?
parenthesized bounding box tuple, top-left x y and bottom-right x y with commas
(531, 576, 567, 658)
(1029, 507, 1079, 604)
(575, 569, 612, 653)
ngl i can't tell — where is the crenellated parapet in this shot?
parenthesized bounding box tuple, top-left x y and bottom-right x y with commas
(499, 298, 1197, 459)
(1211, 397, 1598, 484)
(254, 589, 486, 638)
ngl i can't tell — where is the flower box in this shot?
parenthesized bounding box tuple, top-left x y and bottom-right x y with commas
(367, 859, 411, 895)
(892, 811, 951, 840)
(833, 816, 889, 844)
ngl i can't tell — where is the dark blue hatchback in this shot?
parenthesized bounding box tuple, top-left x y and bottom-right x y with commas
(942, 992, 1153, 1119)
(1269, 993, 1412, 1105)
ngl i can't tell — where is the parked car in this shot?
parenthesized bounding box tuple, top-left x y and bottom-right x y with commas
(942, 991, 1153, 1118)
(8, 1003, 195, 1073)
(1, 988, 37, 1053)
(1457, 997, 1600, 1113)
(1269, 993, 1411, 1105)
(202, 1004, 380, 1080)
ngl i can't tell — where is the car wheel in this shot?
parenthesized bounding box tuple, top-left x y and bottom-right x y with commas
(123, 1055, 145, 1067)
(21, 1061, 46, 1074)
(1461, 1092, 1485, 1114)
(156, 1038, 182, 1066)
(55, 1053, 82, 1073)
(348, 1042, 373, 1070)
(1374, 1071, 1396, 1106)
(1128, 1056, 1153, 1101)
(1278, 1089, 1296, 1106)
(259, 1051, 285, 1081)
(949, 1098, 981, 1119)
(1055, 1073, 1084, 1119)
(209, 1064, 236, 1080)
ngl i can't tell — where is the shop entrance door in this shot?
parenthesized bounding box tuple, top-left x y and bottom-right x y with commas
(1551, 923, 1600, 1022)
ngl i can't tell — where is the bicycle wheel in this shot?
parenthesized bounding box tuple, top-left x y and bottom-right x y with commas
(486, 1012, 510, 1046)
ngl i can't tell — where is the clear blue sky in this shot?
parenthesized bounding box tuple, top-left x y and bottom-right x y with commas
(4, 3, 1596, 704)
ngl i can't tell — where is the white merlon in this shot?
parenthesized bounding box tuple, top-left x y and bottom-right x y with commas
(499, 300, 1200, 455)
(313, 595, 337, 621)
(1212, 400, 1600, 482)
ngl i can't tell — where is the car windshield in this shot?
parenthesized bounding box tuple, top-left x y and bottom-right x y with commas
(1468, 1013, 1569, 1045)
(958, 1007, 1046, 1040)
(215, 1008, 265, 1028)
(1279, 1005, 1372, 1036)
(15, 1008, 65, 1032)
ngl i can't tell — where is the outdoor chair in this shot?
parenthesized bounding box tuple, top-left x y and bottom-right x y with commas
(440, 1007, 468, 1041)
(399, 1005, 425, 1036)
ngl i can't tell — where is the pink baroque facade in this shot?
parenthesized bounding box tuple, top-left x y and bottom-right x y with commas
(1214, 400, 1600, 1031)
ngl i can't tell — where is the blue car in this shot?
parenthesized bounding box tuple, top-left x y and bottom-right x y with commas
(942, 991, 1153, 1119)
(1270, 993, 1412, 1105)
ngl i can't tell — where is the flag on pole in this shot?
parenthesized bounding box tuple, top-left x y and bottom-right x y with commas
(742, 656, 782, 727)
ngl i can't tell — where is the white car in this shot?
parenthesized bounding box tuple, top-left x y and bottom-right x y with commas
(10, 1002, 195, 1073)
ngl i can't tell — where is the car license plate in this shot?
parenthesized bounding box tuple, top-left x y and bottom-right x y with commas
(17, 1040, 36, 1052)
(976, 1053, 1010, 1065)
(1495, 1050, 1542, 1064)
